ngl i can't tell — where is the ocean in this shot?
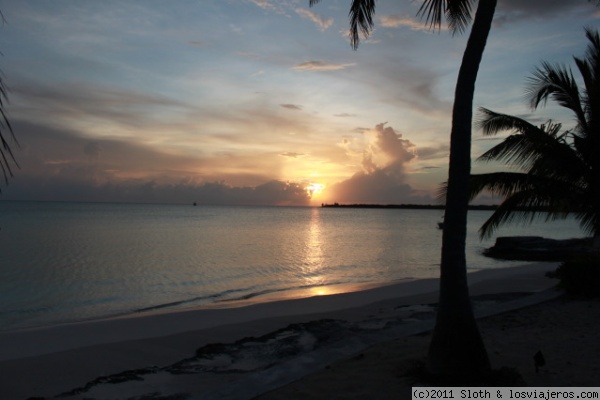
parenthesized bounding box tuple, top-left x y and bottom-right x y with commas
(0, 201, 585, 332)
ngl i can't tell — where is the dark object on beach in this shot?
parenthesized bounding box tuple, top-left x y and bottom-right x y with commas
(193, 202, 197, 206)
(549, 255, 600, 298)
(484, 236, 598, 262)
(534, 350, 545, 373)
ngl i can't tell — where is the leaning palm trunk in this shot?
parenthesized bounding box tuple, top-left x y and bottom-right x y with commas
(427, 0, 496, 375)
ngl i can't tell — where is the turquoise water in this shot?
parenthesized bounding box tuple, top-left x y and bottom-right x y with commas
(0, 201, 585, 331)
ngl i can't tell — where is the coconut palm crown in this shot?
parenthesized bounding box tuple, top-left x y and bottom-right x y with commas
(469, 27, 600, 239)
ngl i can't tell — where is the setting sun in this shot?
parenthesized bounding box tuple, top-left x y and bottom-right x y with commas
(306, 183, 325, 197)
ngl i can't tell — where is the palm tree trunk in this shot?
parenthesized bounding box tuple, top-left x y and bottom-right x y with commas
(427, 0, 497, 376)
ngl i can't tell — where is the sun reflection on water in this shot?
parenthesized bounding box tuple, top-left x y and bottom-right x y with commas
(301, 207, 325, 288)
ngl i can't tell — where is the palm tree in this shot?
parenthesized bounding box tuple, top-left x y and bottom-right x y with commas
(0, 11, 17, 191)
(309, 0, 496, 375)
(470, 28, 600, 242)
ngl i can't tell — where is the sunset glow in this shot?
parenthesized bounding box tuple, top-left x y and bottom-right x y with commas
(0, 1, 595, 205)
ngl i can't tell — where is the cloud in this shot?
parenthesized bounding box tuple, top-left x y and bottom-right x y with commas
(4, 120, 312, 206)
(247, 0, 277, 11)
(352, 59, 452, 117)
(295, 8, 333, 31)
(280, 103, 303, 110)
(189, 41, 209, 47)
(379, 15, 429, 31)
(495, 0, 592, 25)
(246, 0, 290, 16)
(334, 113, 357, 118)
(499, 0, 586, 15)
(5, 176, 311, 206)
(83, 141, 101, 158)
(323, 123, 432, 204)
(280, 152, 305, 158)
(326, 170, 413, 203)
(359, 123, 416, 181)
(292, 61, 355, 71)
(12, 80, 191, 130)
(416, 144, 449, 161)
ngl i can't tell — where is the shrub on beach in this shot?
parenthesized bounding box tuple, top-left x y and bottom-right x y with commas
(550, 255, 600, 298)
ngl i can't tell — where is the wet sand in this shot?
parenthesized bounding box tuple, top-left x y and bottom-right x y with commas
(0, 262, 575, 399)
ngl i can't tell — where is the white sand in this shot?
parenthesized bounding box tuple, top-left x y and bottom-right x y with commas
(0, 262, 563, 399)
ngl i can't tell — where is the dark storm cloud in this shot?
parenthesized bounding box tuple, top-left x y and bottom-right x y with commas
(495, 0, 592, 25)
(2, 120, 311, 206)
(4, 177, 310, 206)
(499, 0, 587, 15)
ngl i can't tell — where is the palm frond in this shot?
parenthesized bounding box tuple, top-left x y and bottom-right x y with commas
(574, 58, 595, 135)
(477, 179, 582, 239)
(310, 0, 376, 50)
(473, 29, 600, 238)
(478, 191, 546, 239)
(468, 172, 534, 201)
(445, 0, 473, 34)
(583, 26, 600, 63)
(349, 0, 376, 50)
(525, 62, 587, 124)
(477, 115, 569, 175)
(574, 28, 600, 141)
(475, 107, 538, 136)
(436, 180, 448, 203)
(417, 0, 473, 35)
(475, 107, 588, 182)
(576, 207, 600, 236)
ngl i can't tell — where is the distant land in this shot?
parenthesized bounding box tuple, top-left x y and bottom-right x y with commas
(320, 203, 498, 210)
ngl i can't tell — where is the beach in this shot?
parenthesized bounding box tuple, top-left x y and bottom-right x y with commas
(2, 262, 597, 399)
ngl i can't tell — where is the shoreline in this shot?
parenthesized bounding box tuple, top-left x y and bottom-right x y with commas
(0, 262, 561, 399)
(0, 262, 557, 362)
(0, 259, 553, 337)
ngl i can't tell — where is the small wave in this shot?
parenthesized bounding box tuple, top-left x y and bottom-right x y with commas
(215, 280, 352, 303)
(0, 305, 55, 317)
(133, 287, 254, 313)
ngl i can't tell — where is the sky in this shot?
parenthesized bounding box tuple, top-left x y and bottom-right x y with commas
(0, 0, 598, 206)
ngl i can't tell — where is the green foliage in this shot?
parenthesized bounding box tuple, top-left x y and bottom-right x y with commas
(550, 255, 600, 298)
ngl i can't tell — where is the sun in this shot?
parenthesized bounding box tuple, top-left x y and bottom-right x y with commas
(306, 183, 325, 197)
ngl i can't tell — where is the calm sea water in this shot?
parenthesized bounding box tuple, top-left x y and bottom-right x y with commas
(0, 201, 585, 332)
